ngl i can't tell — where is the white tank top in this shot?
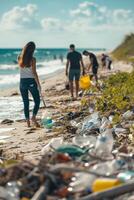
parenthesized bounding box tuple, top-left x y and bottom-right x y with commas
(20, 66, 34, 79)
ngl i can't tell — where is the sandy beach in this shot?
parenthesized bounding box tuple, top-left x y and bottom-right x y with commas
(0, 58, 133, 162)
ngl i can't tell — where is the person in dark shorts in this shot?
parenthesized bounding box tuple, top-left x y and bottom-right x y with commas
(66, 44, 85, 100)
(83, 50, 99, 83)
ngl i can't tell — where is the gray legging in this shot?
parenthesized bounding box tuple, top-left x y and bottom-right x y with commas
(20, 78, 40, 119)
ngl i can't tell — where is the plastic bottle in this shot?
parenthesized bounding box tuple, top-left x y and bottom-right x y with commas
(6, 181, 20, 200)
(72, 135, 96, 148)
(95, 129, 113, 157)
(41, 137, 63, 155)
(117, 171, 134, 182)
(50, 137, 63, 149)
(68, 172, 95, 193)
(92, 178, 122, 192)
(41, 111, 53, 129)
(91, 159, 126, 175)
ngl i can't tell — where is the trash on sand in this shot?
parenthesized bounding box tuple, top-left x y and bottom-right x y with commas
(41, 137, 63, 155)
(122, 110, 134, 119)
(72, 135, 96, 148)
(95, 129, 114, 157)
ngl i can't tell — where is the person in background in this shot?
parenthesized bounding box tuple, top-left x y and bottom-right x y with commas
(18, 41, 41, 127)
(66, 44, 85, 100)
(83, 50, 99, 83)
(106, 55, 112, 70)
(101, 53, 107, 69)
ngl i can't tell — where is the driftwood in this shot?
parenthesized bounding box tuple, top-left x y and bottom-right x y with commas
(80, 181, 134, 200)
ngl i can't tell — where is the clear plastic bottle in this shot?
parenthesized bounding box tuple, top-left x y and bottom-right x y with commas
(91, 159, 126, 175)
(41, 137, 63, 155)
(117, 171, 134, 182)
(6, 181, 20, 200)
(68, 172, 96, 193)
(41, 110, 53, 128)
(95, 129, 113, 157)
(72, 135, 96, 148)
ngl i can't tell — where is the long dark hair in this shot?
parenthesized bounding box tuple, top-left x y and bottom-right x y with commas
(19, 41, 36, 68)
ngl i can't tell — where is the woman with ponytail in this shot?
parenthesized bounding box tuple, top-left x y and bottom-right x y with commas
(18, 42, 41, 127)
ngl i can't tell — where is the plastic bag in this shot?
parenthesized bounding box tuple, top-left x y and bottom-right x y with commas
(80, 112, 101, 134)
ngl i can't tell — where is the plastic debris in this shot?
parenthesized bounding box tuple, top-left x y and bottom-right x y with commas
(92, 178, 122, 192)
(95, 129, 114, 157)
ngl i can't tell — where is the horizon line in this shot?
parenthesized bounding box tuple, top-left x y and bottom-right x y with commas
(0, 47, 107, 50)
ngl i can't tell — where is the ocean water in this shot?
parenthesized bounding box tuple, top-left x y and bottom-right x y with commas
(0, 48, 105, 121)
(0, 48, 105, 89)
(0, 48, 69, 89)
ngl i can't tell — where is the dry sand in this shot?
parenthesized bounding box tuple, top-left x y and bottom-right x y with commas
(0, 59, 133, 161)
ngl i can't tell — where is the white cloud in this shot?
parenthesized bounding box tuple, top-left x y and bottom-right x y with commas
(79, 2, 98, 9)
(69, 1, 134, 31)
(112, 9, 134, 25)
(0, 4, 39, 30)
(41, 17, 63, 31)
(70, 2, 98, 17)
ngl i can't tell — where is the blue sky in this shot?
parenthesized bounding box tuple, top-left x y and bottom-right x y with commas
(0, 0, 134, 49)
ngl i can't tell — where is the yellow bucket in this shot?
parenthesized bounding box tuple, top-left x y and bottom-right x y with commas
(80, 75, 91, 90)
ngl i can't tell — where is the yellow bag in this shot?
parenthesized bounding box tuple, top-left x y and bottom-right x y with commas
(80, 75, 91, 90)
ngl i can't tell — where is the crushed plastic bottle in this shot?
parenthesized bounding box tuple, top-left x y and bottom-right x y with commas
(95, 129, 113, 157)
(41, 137, 63, 155)
(92, 178, 122, 192)
(68, 172, 95, 193)
(6, 181, 20, 200)
(72, 135, 96, 148)
(91, 159, 126, 175)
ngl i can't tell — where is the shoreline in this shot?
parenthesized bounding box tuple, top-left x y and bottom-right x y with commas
(0, 58, 133, 97)
(0, 68, 65, 97)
